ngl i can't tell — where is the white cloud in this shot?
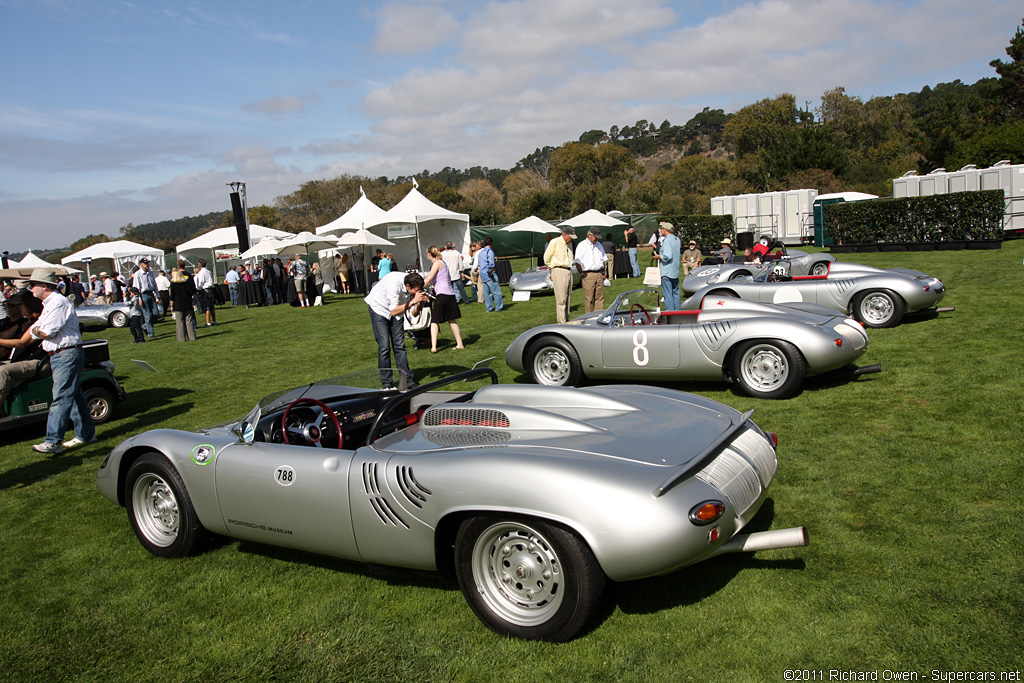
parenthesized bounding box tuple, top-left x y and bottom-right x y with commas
(371, 3, 461, 55)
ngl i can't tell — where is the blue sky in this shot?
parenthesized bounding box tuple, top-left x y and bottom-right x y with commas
(1, 0, 1020, 253)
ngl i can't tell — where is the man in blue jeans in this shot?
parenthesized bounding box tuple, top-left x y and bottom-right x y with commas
(364, 271, 429, 390)
(5, 270, 96, 454)
(477, 237, 503, 312)
(652, 222, 681, 311)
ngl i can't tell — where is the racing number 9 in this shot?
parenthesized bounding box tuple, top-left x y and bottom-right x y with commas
(633, 330, 649, 366)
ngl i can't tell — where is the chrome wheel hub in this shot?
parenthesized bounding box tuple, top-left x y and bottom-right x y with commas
(740, 345, 788, 391)
(472, 522, 563, 626)
(132, 473, 179, 547)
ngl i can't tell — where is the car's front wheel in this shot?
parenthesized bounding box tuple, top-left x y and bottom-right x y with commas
(811, 261, 830, 276)
(109, 311, 128, 328)
(731, 339, 805, 399)
(527, 336, 582, 386)
(83, 386, 115, 424)
(125, 453, 208, 558)
(455, 516, 605, 641)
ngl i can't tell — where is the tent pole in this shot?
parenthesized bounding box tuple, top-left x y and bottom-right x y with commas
(414, 216, 423, 272)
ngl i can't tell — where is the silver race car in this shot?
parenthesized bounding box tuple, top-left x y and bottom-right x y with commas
(681, 260, 947, 328)
(505, 289, 876, 399)
(97, 368, 808, 641)
(77, 301, 165, 329)
(683, 247, 835, 295)
(508, 265, 581, 293)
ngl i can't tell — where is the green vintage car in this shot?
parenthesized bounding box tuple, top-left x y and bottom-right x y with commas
(1, 339, 125, 432)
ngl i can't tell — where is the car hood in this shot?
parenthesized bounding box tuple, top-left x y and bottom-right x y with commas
(375, 384, 750, 469)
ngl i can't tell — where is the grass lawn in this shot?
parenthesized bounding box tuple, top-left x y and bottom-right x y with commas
(1, 243, 1022, 682)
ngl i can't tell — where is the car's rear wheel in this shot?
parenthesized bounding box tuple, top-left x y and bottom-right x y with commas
(109, 311, 128, 328)
(83, 386, 115, 424)
(455, 516, 605, 642)
(125, 452, 208, 558)
(811, 261, 830, 276)
(731, 339, 805, 399)
(527, 336, 582, 387)
(854, 289, 905, 328)
(728, 271, 752, 280)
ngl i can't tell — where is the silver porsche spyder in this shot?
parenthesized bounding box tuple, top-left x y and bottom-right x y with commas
(683, 248, 836, 295)
(505, 289, 876, 399)
(681, 259, 947, 328)
(97, 368, 808, 642)
(77, 301, 165, 329)
(508, 265, 581, 293)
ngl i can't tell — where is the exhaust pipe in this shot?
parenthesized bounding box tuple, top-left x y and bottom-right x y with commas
(936, 306, 955, 313)
(706, 526, 809, 558)
(853, 363, 882, 376)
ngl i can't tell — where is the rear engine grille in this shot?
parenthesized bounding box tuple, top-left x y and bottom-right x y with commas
(423, 407, 510, 428)
(422, 428, 512, 446)
(694, 426, 776, 516)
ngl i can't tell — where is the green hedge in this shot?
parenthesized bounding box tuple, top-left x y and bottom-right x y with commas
(824, 190, 1004, 243)
(658, 214, 734, 247)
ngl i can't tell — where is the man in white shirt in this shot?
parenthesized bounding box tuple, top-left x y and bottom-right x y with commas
(440, 242, 469, 304)
(193, 259, 217, 327)
(3, 269, 96, 454)
(155, 269, 171, 313)
(574, 227, 607, 314)
(131, 258, 159, 337)
(364, 271, 429, 389)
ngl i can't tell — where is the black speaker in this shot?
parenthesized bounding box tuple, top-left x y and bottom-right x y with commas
(735, 231, 754, 251)
(230, 192, 250, 254)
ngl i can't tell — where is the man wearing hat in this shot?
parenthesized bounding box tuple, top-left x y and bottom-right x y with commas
(131, 258, 158, 337)
(712, 238, 734, 263)
(11, 270, 95, 453)
(544, 226, 576, 323)
(652, 221, 682, 310)
(682, 240, 703, 276)
(0, 291, 47, 414)
(574, 226, 608, 314)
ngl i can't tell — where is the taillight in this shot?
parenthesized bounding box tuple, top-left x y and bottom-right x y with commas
(689, 500, 725, 526)
(768, 432, 778, 448)
(834, 338, 843, 346)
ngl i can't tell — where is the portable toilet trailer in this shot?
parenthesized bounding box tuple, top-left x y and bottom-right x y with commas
(812, 192, 878, 247)
(710, 195, 734, 229)
(918, 168, 950, 196)
(947, 165, 980, 194)
(979, 160, 1024, 236)
(893, 170, 920, 198)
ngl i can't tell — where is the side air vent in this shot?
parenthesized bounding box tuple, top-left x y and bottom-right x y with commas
(362, 462, 409, 528)
(698, 320, 736, 350)
(423, 407, 510, 428)
(395, 465, 431, 509)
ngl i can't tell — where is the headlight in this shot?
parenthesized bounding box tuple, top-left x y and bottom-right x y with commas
(706, 275, 720, 285)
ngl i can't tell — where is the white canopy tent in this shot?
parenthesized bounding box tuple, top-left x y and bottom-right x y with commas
(19, 251, 82, 273)
(363, 181, 470, 270)
(176, 225, 291, 279)
(61, 240, 163, 280)
(315, 187, 388, 237)
(559, 209, 628, 229)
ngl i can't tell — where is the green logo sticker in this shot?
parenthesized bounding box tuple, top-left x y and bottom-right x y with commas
(191, 444, 216, 465)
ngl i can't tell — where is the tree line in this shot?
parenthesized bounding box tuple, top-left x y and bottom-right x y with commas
(35, 19, 1023, 263)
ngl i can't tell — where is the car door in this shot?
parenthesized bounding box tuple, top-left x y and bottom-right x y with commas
(215, 441, 359, 559)
(599, 323, 684, 376)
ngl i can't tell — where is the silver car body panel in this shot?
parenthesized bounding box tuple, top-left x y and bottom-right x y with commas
(504, 289, 868, 382)
(97, 377, 795, 582)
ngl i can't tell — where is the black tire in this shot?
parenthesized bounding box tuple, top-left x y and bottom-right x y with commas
(526, 336, 583, 387)
(83, 386, 115, 424)
(810, 261, 830, 276)
(109, 311, 128, 328)
(727, 271, 752, 280)
(730, 339, 806, 399)
(125, 452, 208, 558)
(853, 289, 905, 328)
(454, 515, 605, 642)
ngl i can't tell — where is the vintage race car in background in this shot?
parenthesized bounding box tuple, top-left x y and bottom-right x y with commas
(681, 260, 947, 328)
(683, 248, 836, 295)
(508, 265, 581, 293)
(97, 368, 808, 641)
(505, 289, 878, 399)
(77, 301, 164, 329)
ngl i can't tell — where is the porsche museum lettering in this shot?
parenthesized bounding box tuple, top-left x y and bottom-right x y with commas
(227, 519, 293, 535)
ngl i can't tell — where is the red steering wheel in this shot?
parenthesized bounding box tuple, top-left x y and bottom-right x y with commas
(630, 303, 652, 325)
(281, 397, 343, 449)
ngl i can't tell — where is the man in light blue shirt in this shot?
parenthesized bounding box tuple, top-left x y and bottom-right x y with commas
(477, 237, 503, 312)
(652, 221, 681, 310)
(224, 266, 240, 307)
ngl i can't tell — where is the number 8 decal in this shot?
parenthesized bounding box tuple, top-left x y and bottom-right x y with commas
(633, 329, 649, 366)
